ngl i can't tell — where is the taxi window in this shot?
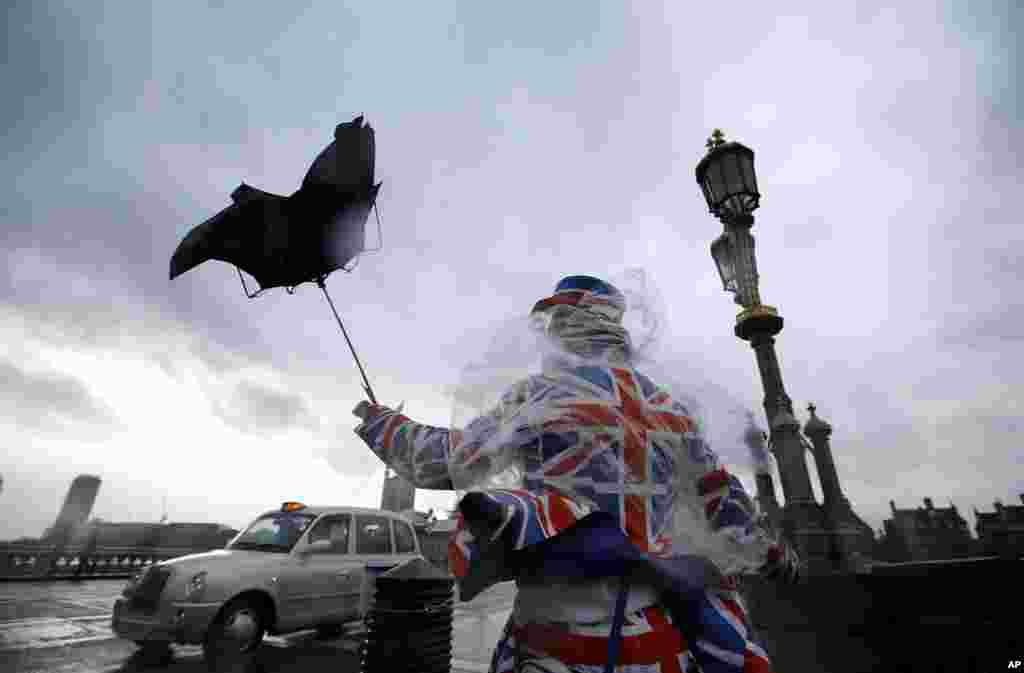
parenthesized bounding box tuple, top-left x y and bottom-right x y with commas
(306, 515, 351, 554)
(356, 515, 393, 555)
(229, 513, 316, 552)
(394, 519, 416, 554)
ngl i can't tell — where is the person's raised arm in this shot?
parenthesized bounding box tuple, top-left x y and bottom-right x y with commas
(352, 379, 532, 492)
(353, 402, 456, 490)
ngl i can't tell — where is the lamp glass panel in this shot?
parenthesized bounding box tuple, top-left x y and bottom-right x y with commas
(709, 157, 728, 206)
(701, 181, 715, 212)
(721, 153, 745, 198)
(739, 152, 758, 193)
(711, 235, 737, 292)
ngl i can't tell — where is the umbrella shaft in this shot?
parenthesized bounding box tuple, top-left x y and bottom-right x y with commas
(318, 280, 377, 404)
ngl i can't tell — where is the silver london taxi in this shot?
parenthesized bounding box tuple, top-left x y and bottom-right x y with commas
(111, 502, 422, 664)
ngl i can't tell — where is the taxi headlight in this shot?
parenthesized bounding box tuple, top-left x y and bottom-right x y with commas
(186, 571, 207, 600)
(121, 568, 146, 596)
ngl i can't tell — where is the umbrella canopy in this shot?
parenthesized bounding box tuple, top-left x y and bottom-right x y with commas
(170, 116, 380, 292)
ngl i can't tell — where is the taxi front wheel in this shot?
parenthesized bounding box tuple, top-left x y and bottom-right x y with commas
(203, 598, 265, 672)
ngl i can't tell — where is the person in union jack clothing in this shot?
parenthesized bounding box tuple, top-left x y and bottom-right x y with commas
(353, 275, 799, 673)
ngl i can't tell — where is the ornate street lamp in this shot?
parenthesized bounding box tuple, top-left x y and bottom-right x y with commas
(696, 129, 760, 221)
(695, 129, 818, 539)
(696, 129, 781, 336)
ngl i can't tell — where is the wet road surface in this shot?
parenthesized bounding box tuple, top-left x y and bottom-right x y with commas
(0, 578, 514, 672)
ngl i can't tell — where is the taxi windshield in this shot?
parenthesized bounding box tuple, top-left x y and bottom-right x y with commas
(228, 512, 317, 553)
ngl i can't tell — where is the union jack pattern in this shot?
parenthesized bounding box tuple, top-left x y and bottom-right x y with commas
(355, 360, 779, 672)
(482, 593, 774, 673)
(353, 279, 780, 672)
(493, 604, 691, 673)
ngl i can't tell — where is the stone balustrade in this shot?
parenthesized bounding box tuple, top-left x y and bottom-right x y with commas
(744, 557, 1023, 672)
(0, 543, 218, 580)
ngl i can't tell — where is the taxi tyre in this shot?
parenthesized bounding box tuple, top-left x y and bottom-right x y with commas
(202, 597, 266, 671)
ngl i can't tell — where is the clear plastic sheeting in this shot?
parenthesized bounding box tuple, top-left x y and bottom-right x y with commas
(743, 409, 775, 476)
(443, 269, 777, 575)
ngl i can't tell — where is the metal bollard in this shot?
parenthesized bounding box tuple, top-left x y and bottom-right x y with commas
(361, 557, 454, 673)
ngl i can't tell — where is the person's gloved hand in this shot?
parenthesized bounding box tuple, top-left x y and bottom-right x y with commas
(760, 542, 801, 585)
(352, 400, 404, 423)
(352, 400, 376, 422)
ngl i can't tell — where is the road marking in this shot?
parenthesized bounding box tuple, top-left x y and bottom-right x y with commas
(0, 614, 110, 627)
(0, 617, 116, 651)
(0, 590, 518, 655)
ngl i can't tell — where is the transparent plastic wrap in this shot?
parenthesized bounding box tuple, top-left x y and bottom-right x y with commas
(443, 270, 778, 574)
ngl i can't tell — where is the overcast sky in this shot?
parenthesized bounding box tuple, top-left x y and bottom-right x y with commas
(2, 1, 1021, 542)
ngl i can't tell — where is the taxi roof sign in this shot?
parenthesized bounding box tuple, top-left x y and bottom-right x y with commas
(281, 501, 307, 512)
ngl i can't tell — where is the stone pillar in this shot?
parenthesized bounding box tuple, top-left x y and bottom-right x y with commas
(803, 404, 849, 510)
(381, 468, 416, 513)
(803, 404, 876, 572)
(745, 420, 781, 531)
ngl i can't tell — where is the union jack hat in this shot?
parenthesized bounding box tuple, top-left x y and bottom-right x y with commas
(530, 275, 627, 320)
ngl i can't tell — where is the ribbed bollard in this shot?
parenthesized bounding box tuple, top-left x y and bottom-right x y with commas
(361, 557, 455, 673)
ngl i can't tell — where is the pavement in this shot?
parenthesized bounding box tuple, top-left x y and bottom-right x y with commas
(0, 578, 515, 673)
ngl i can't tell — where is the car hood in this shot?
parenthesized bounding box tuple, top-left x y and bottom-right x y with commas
(146, 548, 293, 603)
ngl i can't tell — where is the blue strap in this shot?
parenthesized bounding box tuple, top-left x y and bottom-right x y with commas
(604, 573, 630, 673)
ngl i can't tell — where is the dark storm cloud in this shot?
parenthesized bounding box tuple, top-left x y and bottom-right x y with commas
(4, 187, 166, 278)
(213, 379, 319, 435)
(5, 0, 683, 385)
(1, 3, 110, 160)
(0, 0, 1021, 540)
(941, 305, 1024, 347)
(1, 189, 283, 370)
(0, 358, 117, 431)
(0, 2, 321, 371)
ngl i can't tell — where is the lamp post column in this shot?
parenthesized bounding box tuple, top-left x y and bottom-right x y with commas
(696, 130, 827, 567)
(724, 214, 816, 507)
(743, 325, 816, 506)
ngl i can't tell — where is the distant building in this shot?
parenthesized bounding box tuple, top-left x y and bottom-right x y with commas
(876, 497, 973, 562)
(974, 495, 1024, 558)
(69, 520, 238, 550)
(42, 475, 101, 542)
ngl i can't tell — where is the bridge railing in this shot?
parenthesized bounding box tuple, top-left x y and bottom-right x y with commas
(0, 543, 225, 580)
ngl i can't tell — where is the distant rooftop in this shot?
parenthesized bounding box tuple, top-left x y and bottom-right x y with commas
(975, 496, 1024, 526)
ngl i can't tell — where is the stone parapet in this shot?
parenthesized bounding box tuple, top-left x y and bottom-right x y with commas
(742, 557, 1023, 672)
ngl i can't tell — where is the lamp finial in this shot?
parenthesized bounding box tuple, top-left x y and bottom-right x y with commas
(705, 128, 726, 152)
